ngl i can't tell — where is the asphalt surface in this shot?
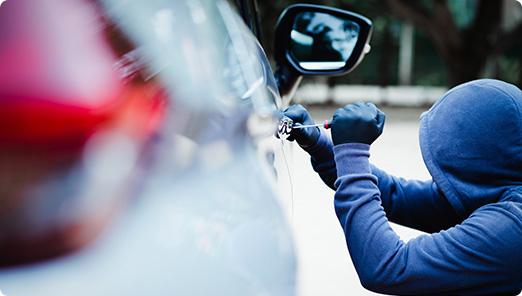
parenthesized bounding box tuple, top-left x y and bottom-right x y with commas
(289, 106, 430, 296)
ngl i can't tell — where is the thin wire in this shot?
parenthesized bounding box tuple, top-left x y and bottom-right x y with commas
(279, 139, 294, 223)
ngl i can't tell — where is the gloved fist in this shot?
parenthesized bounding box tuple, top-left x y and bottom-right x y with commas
(331, 102, 385, 146)
(280, 104, 320, 148)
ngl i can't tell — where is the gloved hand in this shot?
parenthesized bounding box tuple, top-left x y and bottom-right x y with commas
(331, 102, 385, 146)
(280, 104, 320, 148)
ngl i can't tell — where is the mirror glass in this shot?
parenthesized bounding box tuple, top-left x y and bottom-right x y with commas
(289, 12, 360, 70)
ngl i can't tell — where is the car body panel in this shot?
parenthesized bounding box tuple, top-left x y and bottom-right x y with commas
(0, 0, 296, 295)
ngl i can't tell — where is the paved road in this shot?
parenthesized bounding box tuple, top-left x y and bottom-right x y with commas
(286, 107, 431, 296)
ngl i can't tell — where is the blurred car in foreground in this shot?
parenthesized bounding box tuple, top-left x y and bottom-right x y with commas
(0, 0, 371, 295)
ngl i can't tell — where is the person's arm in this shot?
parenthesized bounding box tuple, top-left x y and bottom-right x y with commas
(303, 130, 337, 190)
(370, 165, 461, 233)
(284, 103, 460, 232)
(280, 104, 339, 190)
(334, 143, 522, 295)
(305, 130, 460, 232)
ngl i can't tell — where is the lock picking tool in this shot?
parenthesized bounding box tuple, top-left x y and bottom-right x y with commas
(277, 116, 331, 140)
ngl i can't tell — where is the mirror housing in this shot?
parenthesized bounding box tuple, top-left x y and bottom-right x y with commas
(274, 4, 372, 97)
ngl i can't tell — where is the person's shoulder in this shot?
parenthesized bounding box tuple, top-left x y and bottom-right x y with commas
(467, 191, 522, 239)
(465, 194, 522, 268)
(473, 197, 522, 221)
(496, 188, 522, 217)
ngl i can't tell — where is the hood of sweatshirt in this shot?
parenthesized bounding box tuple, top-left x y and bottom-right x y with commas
(419, 79, 522, 217)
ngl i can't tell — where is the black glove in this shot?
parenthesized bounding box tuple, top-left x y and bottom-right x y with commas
(331, 102, 385, 146)
(281, 104, 320, 148)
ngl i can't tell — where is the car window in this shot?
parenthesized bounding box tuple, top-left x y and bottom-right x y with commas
(218, 1, 281, 112)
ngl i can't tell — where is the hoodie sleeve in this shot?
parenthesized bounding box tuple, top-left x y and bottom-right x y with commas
(333, 143, 522, 295)
(370, 166, 461, 233)
(303, 130, 337, 190)
(306, 132, 460, 233)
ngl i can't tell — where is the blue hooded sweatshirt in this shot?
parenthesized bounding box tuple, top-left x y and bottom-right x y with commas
(304, 79, 522, 295)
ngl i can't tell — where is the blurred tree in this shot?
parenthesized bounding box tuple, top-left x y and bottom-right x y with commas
(387, 0, 522, 86)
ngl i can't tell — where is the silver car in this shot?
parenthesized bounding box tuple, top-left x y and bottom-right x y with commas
(0, 0, 371, 295)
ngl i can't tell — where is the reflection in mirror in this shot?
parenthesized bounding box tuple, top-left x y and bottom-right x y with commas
(290, 12, 360, 70)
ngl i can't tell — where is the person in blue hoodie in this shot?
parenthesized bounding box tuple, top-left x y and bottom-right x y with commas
(283, 79, 522, 295)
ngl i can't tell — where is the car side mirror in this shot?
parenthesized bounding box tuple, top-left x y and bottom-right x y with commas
(274, 4, 372, 98)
